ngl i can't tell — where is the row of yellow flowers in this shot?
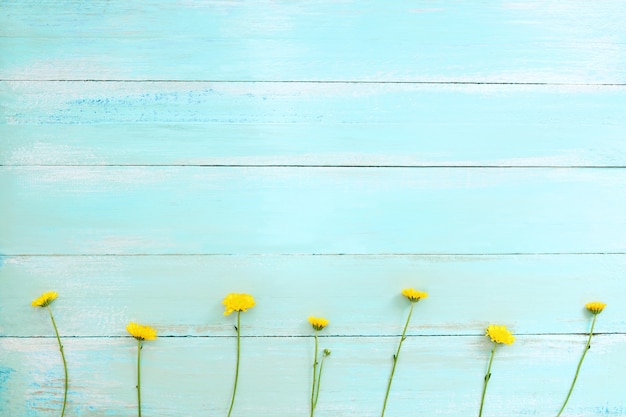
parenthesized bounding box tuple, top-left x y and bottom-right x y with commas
(32, 290, 606, 417)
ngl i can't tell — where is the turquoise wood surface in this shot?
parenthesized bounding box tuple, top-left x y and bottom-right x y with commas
(1, 167, 624, 255)
(1, 254, 624, 337)
(2, 83, 626, 166)
(1, 335, 625, 417)
(1, 1, 626, 82)
(1, 1, 625, 416)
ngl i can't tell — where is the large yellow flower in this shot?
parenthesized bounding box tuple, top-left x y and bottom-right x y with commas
(222, 293, 256, 316)
(401, 288, 428, 303)
(126, 322, 157, 341)
(585, 301, 606, 315)
(485, 324, 515, 345)
(31, 291, 58, 307)
(308, 316, 329, 331)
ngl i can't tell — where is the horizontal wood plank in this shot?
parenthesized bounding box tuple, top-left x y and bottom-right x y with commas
(1, 1, 626, 82)
(2, 82, 626, 166)
(0, 254, 623, 337)
(1, 335, 624, 416)
(1, 166, 624, 255)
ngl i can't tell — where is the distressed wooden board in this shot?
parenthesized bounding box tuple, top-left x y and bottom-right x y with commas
(3, 81, 626, 126)
(1, 166, 624, 255)
(1, 335, 624, 417)
(1, 1, 626, 83)
(2, 1, 625, 415)
(2, 82, 626, 166)
(2, 122, 626, 167)
(1, 254, 623, 337)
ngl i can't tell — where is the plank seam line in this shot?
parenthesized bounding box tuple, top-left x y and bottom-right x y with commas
(2, 164, 625, 169)
(3, 253, 625, 257)
(3, 79, 626, 86)
(2, 333, 624, 339)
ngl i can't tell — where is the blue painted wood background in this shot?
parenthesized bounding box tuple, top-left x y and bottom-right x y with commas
(1, 1, 625, 416)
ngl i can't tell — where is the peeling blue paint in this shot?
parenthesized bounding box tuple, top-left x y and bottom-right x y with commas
(0, 367, 15, 404)
(0, 367, 14, 385)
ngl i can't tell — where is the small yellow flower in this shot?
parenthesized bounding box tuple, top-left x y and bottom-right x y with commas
(485, 324, 515, 345)
(222, 293, 256, 316)
(585, 301, 606, 315)
(308, 316, 329, 331)
(31, 291, 58, 308)
(126, 322, 157, 341)
(401, 288, 428, 303)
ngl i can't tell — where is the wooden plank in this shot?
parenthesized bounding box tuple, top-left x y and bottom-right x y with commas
(1, 254, 623, 337)
(2, 122, 626, 167)
(1, 1, 626, 82)
(2, 82, 626, 166)
(1, 166, 624, 255)
(1, 335, 624, 416)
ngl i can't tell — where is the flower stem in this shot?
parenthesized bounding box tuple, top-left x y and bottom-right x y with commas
(555, 314, 598, 417)
(227, 311, 241, 417)
(479, 342, 497, 417)
(137, 339, 142, 417)
(47, 306, 67, 417)
(314, 352, 326, 409)
(310, 330, 319, 417)
(381, 301, 415, 417)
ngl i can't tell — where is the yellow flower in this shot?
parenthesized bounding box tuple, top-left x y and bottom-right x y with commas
(126, 322, 157, 341)
(485, 324, 515, 345)
(585, 301, 606, 315)
(31, 291, 58, 307)
(222, 293, 256, 316)
(401, 288, 428, 303)
(308, 316, 329, 331)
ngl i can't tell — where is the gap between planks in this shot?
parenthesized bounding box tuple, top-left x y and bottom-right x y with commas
(3, 253, 625, 257)
(2, 333, 624, 339)
(3, 80, 626, 86)
(2, 165, 626, 169)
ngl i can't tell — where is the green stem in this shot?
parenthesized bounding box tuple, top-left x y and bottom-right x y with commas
(310, 330, 319, 417)
(137, 339, 142, 417)
(555, 314, 598, 417)
(227, 311, 241, 417)
(381, 301, 415, 417)
(47, 306, 67, 417)
(478, 342, 497, 417)
(314, 353, 326, 409)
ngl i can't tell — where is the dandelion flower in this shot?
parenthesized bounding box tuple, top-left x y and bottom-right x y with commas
(556, 301, 607, 417)
(309, 316, 331, 416)
(32, 291, 67, 417)
(585, 301, 606, 315)
(401, 288, 428, 303)
(381, 288, 428, 417)
(308, 316, 329, 331)
(222, 293, 256, 316)
(485, 324, 515, 345)
(224, 292, 255, 417)
(479, 323, 515, 417)
(126, 322, 158, 341)
(126, 322, 157, 417)
(31, 291, 58, 308)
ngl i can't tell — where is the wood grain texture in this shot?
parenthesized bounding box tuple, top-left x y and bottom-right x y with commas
(1, 166, 624, 255)
(2, 1, 625, 415)
(1, 1, 626, 83)
(2, 82, 626, 166)
(1, 335, 625, 417)
(1, 255, 624, 337)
